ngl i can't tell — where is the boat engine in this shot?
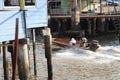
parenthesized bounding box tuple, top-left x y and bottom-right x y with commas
(90, 40, 99, 52)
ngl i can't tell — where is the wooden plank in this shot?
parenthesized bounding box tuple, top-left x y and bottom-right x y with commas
(50, 15, 120, 19)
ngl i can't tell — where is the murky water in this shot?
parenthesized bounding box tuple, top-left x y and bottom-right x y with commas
(54, 45, 120, 61)
(0, 34, 120, 80)
(51, 34, 120, 80)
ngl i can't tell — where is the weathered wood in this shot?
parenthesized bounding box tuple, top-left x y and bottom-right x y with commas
(100, 0, 102, 13)
(87, 19, 92, 36)
(18, 39, 30, 80)
(43, 28, 53, 80)
(0, 43, 14, 47)
(12, 18, 19, 80)
(119, 32, 120, 44)
(97, 18, 105, 33)
(3, 42, 9, 80)
(20, 0, 25, 10)
(0, 43, 1, 55)
(57, 19, 61, 37)
(32, 28, 37, 77)
(93, 18, 96, 35)
(50, 15, 120, 19)
(8, 41, 14, 72)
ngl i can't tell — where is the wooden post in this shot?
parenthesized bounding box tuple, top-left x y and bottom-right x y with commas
(12, 18, 19, 80)
(71, 0, 80, 30)
(3, 42, 9, 80)
(74, 0, 80, 28)
(20, 0, 27, 38)
(8, 41, 14, 72)
(87, 19, 92, 36)
(93, 0, 95, 13)
(101, 18, 105, 33)
(32, 28, 37, 77)
(18, 39, 30, 80)
(119, 31, 120, 44)
(97, 18, 105, 34)
(93, 18, 96, 36)
(0, 43, 1, 55)
(43, 28, 53, 80)
(20, 0, 25, 10)
(57, 19, 61, 37)
(100, 0, 102, 14)
(20, 0, 31, 73)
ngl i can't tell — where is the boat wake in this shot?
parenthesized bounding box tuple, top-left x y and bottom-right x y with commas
(54, 45, 120, 61)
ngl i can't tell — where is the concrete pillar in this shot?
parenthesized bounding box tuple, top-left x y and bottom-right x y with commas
(18, 39, 30, 80)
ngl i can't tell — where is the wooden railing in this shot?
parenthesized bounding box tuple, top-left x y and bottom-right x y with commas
(49, 8, 73, 16)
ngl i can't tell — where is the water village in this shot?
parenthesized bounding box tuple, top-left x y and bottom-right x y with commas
(0, 0, 120, 80)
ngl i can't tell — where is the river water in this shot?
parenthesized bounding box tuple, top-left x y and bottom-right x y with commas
(0, 34, 120, 80)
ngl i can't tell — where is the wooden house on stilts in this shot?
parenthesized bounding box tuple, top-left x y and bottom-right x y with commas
(0, 0, 49, 80)
(48, 0, 120, 38)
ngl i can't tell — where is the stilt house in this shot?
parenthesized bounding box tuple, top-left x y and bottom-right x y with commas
(0, 0, 48, 42)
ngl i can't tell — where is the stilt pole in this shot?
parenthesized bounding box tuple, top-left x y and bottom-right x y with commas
(12, 18, 19, 80)
(3, 42, 9, 80)
(18, 39, 30, 80)
(32, 28, 37, 77)
(43, 28, 53, 80)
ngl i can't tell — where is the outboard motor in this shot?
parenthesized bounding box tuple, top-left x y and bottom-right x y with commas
(90, 40, 99, 52)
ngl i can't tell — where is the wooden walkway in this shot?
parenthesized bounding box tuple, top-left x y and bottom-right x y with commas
(50, 14, 120, 19)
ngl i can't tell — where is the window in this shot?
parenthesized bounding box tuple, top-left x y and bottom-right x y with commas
(49, 1, 61, 9)
(4, 0, 19, 6)
(25, 0, 35, 6)
(4, 0, 35, 6)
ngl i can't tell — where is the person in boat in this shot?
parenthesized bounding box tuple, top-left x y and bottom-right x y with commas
(79, 32, 89, 49)
(69, 37, 76, 46)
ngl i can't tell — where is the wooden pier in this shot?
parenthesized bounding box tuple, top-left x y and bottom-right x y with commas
(50, 14, 120, 19)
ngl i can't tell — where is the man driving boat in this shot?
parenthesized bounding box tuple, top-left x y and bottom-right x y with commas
(79, 32, 89, 49)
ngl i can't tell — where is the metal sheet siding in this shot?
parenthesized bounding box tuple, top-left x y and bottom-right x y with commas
(0, 11, 25, 42)
(0, 0, 3, 9)
(0, 0, 48, 42)
(26, 0, 48, 28)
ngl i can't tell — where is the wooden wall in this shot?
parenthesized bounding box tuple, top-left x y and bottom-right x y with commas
(0, 0, 48, 42)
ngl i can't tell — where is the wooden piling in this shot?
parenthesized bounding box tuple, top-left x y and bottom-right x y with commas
(119, 31, 120, 44)
(97, 18, 105, 34)
(87, 19, 92, 36)
(0, 43, 1, 55)
(32, 28, 37, 77)
(18, 39, 30, 80)
(3, 42, 9, 80)
(71, 0, 80, 30)
(93, 18, 96, 36)
(57, 19, 61, 37)
(8, 41, 14, 72)
(43, 28, 53, 80)
(12, 18, 19, 80)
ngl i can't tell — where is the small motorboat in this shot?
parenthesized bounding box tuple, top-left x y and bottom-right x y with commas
(52, 38, 100, 52)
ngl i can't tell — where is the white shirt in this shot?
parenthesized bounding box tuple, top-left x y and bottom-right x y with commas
(69, 38, 76, 46)
(81, 37, 87, 43)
